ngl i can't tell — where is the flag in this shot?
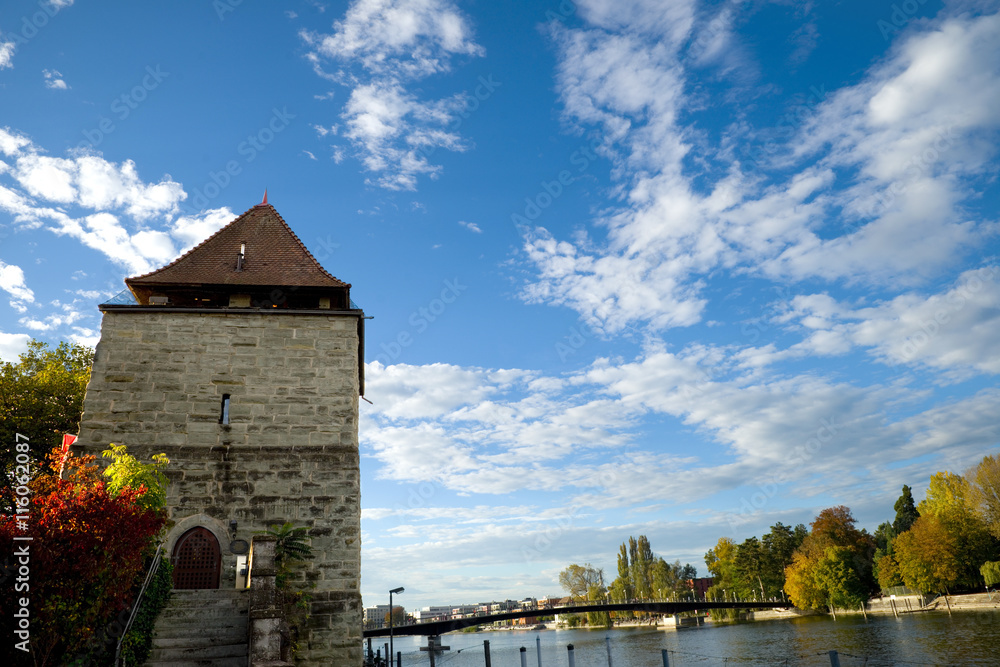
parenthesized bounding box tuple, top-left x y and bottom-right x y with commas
(58, 434, 78, 477)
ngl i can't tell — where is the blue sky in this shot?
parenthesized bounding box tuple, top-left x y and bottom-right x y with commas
(1, 0, 999, 610)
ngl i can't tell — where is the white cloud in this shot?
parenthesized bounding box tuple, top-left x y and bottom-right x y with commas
(0, 41, 14, 70)
(43, 69, 68, 89)
(0, 261, 35, 304)
(520, 7, 1000, 335)
(458, 220, 481, 233)
(170, 207, 234, 251)
(307, 0, 483, 78)
(0, 332, 30, 362)
(783, 265, 1000, 378)
(302, 0, 484, 189)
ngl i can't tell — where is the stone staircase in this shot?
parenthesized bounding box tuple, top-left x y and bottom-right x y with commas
(143, 589, 249, 666)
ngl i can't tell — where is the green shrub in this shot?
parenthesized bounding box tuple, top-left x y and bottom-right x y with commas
(117, 557, 174, 666)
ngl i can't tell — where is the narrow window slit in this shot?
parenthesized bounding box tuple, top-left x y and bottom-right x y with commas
(220, 394, 231, 424)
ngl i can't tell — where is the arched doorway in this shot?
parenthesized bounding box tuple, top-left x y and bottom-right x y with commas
(172, 526, 222, 589)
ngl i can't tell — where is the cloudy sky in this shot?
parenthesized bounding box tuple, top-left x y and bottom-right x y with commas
(2, 0, 999, 610)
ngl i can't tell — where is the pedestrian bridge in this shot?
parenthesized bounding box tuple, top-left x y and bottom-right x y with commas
(363, 600, 791, 637)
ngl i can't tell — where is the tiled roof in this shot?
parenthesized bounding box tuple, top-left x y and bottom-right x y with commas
(126, 203, 348, 288)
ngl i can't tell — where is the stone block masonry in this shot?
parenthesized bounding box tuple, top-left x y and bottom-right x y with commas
(77, 310, 362, 665)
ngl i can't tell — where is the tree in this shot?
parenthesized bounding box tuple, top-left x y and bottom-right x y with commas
(966, 455, 1000, 540)
(0, 446, 166, 665)
(894, 514, 959, 594)
(761, 522, 807, 597)
(784, 550, 826, 611)
(981, 561, 1000, 588)
(875, 553, 903, 591)
(102, 443, 170, 511)
(384, 606, 406, 626)
(783, 507, 876, 610)
(559, 563, 604, 600)
(916, 471, 997, 589)
(893, 485, 920, 534)
(0, 340, 93, 507)
(734, 537, 766, 599)
(813, 547, 867, 610)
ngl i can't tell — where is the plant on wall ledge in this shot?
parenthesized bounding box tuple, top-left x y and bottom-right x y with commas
(255, 522, 315, 661)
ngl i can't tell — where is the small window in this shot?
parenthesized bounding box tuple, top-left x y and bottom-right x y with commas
(220, 394, 231, 425)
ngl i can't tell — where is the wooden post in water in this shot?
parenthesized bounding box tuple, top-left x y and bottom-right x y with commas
(890, 598, 898, 618)
(537, 635, 542, 667)
(566, 644, 576, 667)
(520, 646, 528, 667)
(605, 636, 613, 667)
(827, 650, 841, 666)
(860, 601, 868, 622)
(661, 649, 670, 667)
(397, 651, 402, 667)
(943, 593, 952, 617)
(484, 640, 491, 667)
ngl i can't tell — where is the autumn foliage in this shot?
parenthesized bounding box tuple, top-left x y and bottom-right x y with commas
(0, 447, 167, 666)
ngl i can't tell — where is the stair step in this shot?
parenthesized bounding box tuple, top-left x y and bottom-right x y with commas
(153, 628, 247, 647)
(160, 607, 249, 620)
(144, 658, 248, 667)
(149, 644, 248, 661)
(154, 618, 246, 635)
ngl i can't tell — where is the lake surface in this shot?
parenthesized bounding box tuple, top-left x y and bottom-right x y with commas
(373, 611, 1000, 666)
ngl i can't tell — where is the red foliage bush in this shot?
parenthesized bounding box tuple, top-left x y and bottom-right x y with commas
(1, 448, 165, 666)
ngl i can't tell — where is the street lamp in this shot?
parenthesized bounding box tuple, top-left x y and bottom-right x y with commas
(389, 587, 404, 667)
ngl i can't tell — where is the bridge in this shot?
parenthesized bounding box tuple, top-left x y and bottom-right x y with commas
(363, 600, 791, 637)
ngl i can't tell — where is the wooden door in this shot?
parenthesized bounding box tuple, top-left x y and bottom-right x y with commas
(172, 527, 222, 589)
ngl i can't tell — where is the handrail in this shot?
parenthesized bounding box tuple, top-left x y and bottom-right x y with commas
(114, 543, 165, 666)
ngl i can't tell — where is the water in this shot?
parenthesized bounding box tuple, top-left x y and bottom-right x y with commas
(375, 611, 1000, 666)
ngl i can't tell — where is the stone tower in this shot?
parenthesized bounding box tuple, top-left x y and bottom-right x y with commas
(77, 200, 364, 664)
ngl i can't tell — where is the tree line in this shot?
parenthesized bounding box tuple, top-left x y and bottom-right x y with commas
(708, 459, 1000, 612)
(559, 457, 1000, 619)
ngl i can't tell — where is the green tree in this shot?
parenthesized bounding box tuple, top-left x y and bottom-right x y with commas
(101, 443, 170, 512)
(705, 536, 738, 601)
(981, 561, 1000, 587)
(613, 543, 632, 600)
(0, 340, 93, 504)
(893, 485, 920, 534)
(761, 522, 807, 597)
(559, 563, 604, 600)
(966, 455, 1000, 540)
(813, 546, 867, 610)
(734, 537, 766, 599)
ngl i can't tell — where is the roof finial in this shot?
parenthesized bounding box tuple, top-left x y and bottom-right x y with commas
(262, 188, 268, 206)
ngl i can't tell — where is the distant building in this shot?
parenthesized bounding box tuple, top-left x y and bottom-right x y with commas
(364, 604, 392, 628)
(688, 577, 714, 598)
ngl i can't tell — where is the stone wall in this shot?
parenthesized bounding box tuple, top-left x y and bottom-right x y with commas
(77, 309, 362, 665)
